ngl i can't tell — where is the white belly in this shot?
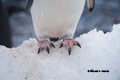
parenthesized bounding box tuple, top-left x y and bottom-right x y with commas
(31, 0, 85, 38)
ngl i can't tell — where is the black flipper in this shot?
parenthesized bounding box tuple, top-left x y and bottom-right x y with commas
(87, 0, 95, 12)
(25, 0, 34, 10)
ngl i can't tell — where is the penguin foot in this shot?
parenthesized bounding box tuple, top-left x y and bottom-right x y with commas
(60, 39, 81, 55)
(38, 40, 55, 54)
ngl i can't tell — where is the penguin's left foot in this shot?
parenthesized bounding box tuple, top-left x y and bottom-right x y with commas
(59, 38, 81, 55)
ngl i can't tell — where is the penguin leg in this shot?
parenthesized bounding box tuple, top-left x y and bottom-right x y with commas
(59, 35, 81, 55)
(38, 37, 55, 54)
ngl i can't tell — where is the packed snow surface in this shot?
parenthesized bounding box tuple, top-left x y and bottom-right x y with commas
(0, 24, 120, 80)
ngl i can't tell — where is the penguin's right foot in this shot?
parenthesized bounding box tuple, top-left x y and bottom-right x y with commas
(38, 40, 55, 54)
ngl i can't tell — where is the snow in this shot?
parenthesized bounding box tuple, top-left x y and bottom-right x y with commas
(0, 24, 120, 80)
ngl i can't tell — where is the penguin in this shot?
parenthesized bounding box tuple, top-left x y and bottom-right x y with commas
(26, 0, 95, 55)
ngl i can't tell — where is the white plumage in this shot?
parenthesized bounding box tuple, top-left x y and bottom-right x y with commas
(31, 0, 85, 38)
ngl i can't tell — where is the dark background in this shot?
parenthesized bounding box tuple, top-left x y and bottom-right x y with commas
(0, 0, 120, 47)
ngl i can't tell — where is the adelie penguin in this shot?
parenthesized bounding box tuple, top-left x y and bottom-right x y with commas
(26, 0, 95, 55)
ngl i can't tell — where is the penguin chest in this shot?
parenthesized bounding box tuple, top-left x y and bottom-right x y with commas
(31, 0, 85, 37)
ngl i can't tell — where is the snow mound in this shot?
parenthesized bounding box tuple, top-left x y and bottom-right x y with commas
(0, 24, 120, 80)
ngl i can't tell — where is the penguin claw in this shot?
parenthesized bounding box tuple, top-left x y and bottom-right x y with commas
(68, 48, 71, 55)
(77, 42, 81, 48)
(51, 43, 55, 48)
(38, 40, 55, 54)
(60, 43, 63, 48)
(38, 48, 40, 54)
(60, 39, 81, 55)
(46, 46, 49, 54)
